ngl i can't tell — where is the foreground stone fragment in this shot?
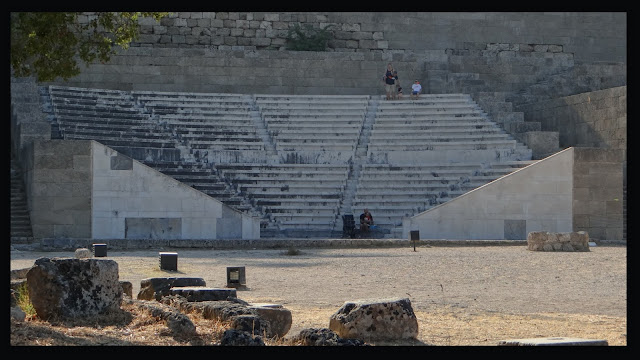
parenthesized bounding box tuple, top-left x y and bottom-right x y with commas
(249, 303, 292, 338)
(128, 299, 197, 337)
(329, 297, 418, 341)
(169, 286, 236, 301)
(137, 277, 206, 300)
(26, 257, 121, 320)
(75, 248, 92, 259)
(220, 329, 265, 346)
(293, 327, 368, 346)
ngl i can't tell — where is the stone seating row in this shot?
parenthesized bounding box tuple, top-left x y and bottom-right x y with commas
(132, 91, 266, 152)
(141, 161, 255, 214)
(348, 161, 535, 227)
(215, 163, 350, 230)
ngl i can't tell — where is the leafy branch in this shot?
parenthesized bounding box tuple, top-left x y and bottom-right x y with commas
(285, 23, 334, 51)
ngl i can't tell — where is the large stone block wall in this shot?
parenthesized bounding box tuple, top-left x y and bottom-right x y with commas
(114, 12, 626, 64)
(43, 46, 580, 97)
(402, 147, 575, 240)
(572, 148, 624, 241)
(46, 12, 626, 98)
(24, 140, 93, 239)
(517, 86, 627, 182)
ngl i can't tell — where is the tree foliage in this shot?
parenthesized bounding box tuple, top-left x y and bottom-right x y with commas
(10, 12, 169, 82)
(286, 23, 334, 51)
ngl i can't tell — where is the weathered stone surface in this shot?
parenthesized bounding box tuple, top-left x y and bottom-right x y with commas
(329, 297, 419, 341)
(169, 286, 236, 301)
(293, 327, 368, 346)
(219, 329, 265, 346)
(527, 231, 590, 252)
(75, 248, 92, 259)
(120, 281, 133, 298)
(229, 314, 271, 336)
(26, 257, 122, 320)
(11, 306, 26, 321)
(249, 303, 292, 338)
(137, 277, 206, 300)
(129, 299, 196, 337)
(10, 267, 31, 280)
(160, 296, 290, 338)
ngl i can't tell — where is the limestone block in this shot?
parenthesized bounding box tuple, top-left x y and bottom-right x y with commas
(249, 303, 293, 338)
(329, 297, 418, 341)
(293, 328, 368, 346)
(137, 277, 206, 300)
(75, 248, 92, 259)
(169, 287, 237, 301)
(26, 258, 122, 319)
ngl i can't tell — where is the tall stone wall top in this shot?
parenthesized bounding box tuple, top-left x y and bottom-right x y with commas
(115, 12, 626, 64)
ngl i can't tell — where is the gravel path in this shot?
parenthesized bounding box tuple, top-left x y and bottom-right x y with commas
(11, 244, 626, 318)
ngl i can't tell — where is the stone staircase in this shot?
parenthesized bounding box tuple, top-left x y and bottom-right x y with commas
(216, 163, 350, 237)
(366, 94, 532, 164)
(10, 157, 34, 244)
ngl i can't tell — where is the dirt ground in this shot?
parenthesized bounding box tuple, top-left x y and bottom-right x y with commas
(10, 243, 627, 346)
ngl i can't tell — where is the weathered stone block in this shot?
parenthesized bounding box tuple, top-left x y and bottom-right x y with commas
(329, 297, 418, 341)
(26, 258, 122, 319)
(137, 277, 206, 300)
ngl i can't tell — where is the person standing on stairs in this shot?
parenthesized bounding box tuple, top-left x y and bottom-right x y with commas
(383, 63, 396, 100)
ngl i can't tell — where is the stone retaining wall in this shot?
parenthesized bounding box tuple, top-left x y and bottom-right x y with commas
(103, 12, 625, 64)
(527, 231, 590, 252)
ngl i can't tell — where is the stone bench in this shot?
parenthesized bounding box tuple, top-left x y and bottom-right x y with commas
(527, 231, 590, 252)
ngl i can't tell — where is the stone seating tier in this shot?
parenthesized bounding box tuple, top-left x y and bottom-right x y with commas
(367, 141, 517, 152)
(219, 168, 348, 176)
(369, 133, 515, 141)
(52, 108, 149, 119)
(58, 135, 176, 149)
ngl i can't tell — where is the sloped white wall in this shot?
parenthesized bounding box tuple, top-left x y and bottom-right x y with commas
(402, 147, 574, 240)
(91, 141, 260, 240)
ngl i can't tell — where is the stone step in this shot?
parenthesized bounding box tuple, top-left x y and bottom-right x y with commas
(369, 134, 513, 141)
(367, 141, 517, 151)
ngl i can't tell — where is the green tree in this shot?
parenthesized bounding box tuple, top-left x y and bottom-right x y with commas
(10, 12, 169, 82)
(286, 23, 334, 51)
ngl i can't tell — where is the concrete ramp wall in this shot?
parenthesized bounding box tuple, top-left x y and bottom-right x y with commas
(91, 141, 260, 240)
(402, 148, 574, 240)
(24, 139, 259, 241)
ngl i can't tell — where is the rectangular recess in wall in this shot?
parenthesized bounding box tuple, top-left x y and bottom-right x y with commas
(125, 218, 182, 239)
(504, 219, 526, 240)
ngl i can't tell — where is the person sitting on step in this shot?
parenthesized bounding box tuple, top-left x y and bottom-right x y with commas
(360, 208, 374, 234)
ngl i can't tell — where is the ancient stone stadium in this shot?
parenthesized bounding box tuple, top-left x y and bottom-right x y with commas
(11, 12, 626, 249)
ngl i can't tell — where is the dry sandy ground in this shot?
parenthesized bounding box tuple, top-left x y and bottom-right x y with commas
(10, 243, 627, 346)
